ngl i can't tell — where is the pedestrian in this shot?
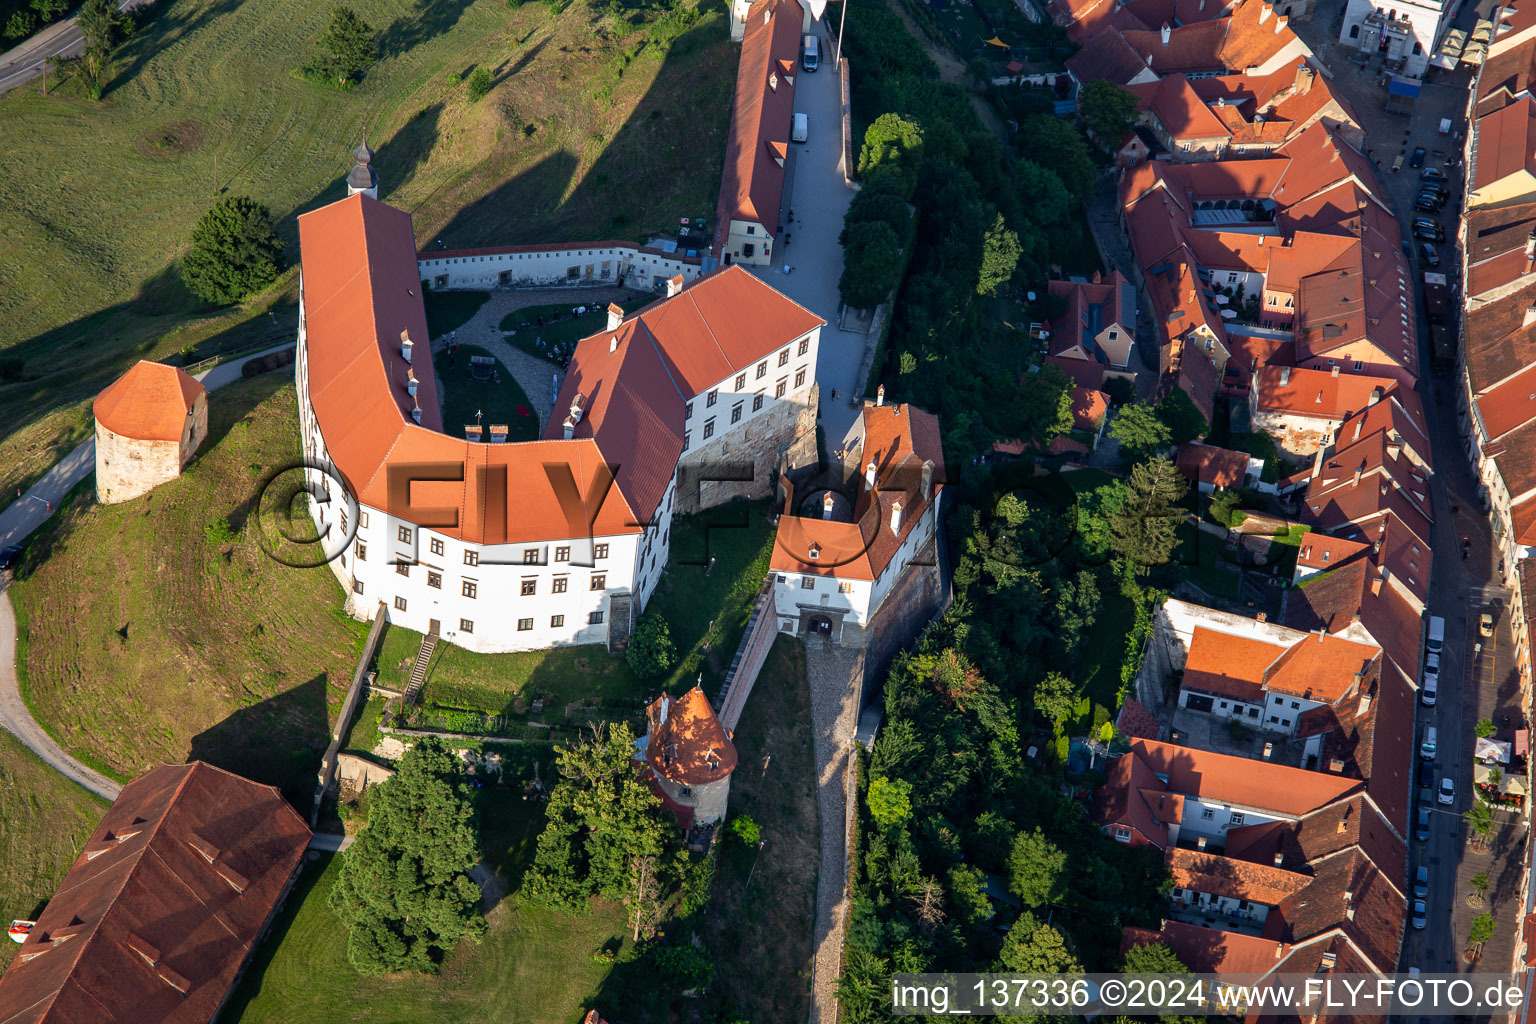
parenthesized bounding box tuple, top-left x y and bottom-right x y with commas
(783, 264, 791, 275)
(45, 501, 51, 512)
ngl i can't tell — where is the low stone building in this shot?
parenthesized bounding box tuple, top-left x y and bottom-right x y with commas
(636, 686, 737, 829)
(93, 360, 208, 505)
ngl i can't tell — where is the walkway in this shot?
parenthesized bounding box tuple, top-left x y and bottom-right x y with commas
(804, 636, 863, 1024)
(0, 341, 294, 800)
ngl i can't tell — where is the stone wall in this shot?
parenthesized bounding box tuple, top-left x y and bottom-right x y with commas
(676, 384, 819, 514)
(655, 769, 731, 826)
(337, 753, 395, 795)
(845, 535, 942, 683)
(95, 392, 207, 506)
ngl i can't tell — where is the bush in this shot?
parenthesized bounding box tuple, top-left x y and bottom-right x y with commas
(725, 814, 761, 848)
(625, 611, 677, 680)
(180, 196, 283, 306)
(466, 67, 494, 102)
(306, 6, 376, 87)
(204, 517, 235, 545)
(867, 775, 912, 826)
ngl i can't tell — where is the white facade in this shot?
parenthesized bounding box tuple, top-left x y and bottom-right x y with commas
(1338, 0, 1448, 77)
(1177, 685, 1326, 735)
(679, 329, 820, 455)
(417, 243, 704, 294)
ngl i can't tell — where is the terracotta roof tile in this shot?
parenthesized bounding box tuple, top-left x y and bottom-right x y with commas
(1166, 848, 1313, 904)
(1253, 365, 1397, 420)
(93, 361, 206, 443)
(715, 0, 801, 236)
(1472, 96, 1536, 194)
(1175, 442, 1250, 488)
(644, 686, 736, 785)
(1123, 921, 1291, 974)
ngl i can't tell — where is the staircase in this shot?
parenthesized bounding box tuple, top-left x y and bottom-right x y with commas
(607, 592, 633, 657)
(403, 628, 438, 705)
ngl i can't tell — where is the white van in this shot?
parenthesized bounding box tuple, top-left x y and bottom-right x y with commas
(1420, 725, 1438, 761)
(802, 33, 819, 71)
(1426, 615, 1446, 654)
(792, 112, 809, 143)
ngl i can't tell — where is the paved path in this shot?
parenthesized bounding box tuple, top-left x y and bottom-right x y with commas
(307, 831, 354, 852)
(804, 636, 862, 1024)
(0, 0, 142, 95)
(0, 341, 294, 800)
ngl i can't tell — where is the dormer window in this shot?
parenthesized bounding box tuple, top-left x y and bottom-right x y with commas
(769, 71, 778, 91)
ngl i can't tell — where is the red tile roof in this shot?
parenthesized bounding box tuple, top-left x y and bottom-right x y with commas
(1045, 354, 1108, 391)
(1070, 387, 1110, 431)
(1116, 697, 1165, 741)
(1296, 533, 1370, 572)
(1472, 96, 1536, 193)
(1253, 365, 1397, 421)
(645, 686, 737, 786)
(1166, 848, 1313, 904)
(1175, 442, 1251, 488)
(1148, 73, 1233, 141)
(93, 361, 205, 443)
(715, 0, 801, 237)
(0, 763, 310, 1024)
(1122, 921, 1291, 975)
(1119, 738, 1363, 817)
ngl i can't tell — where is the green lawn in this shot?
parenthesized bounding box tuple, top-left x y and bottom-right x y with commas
(1073, 584, 1135, 723)
(9, 373, 365, 804)
(433, 344, 540, 441)
(340, 695, 390, 759)
(1174, 522, 1242, 601)
(424, 291, 491, 339)
(0, 734, 110, 979)
(501, 303, 612, 366)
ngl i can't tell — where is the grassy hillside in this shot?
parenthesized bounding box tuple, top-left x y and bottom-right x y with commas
(9, 373, 364, 802)
(0, 0, 734, 499)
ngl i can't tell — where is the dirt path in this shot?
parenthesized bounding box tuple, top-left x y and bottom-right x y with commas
(884, 2, 1009, 140)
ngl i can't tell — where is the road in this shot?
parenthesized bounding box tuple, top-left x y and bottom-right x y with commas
(0, 0, 142, 95)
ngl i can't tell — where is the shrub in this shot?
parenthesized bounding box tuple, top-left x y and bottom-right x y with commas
(466, 67, 494, 102)
(306, 6, 376, 87)
(625, 611, 677, 679)
(725, 814, 761, 848)
(204, 517, 235, 545)
(867, 776, 912, 827)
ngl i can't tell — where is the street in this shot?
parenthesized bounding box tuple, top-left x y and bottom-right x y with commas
(0, 0, 142, 95)
(1294, 0, 1526, 986)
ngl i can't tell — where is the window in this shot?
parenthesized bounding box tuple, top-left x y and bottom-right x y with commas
(684, 401, 694, 419)
(360, 511, 369, 529)
(592, 573, 607, 590)
(462, 580, 478, 599)
(1219, 701, 1229, 709)
(521, 579, 536, 596)
(1230, 812, 1246, 825)
(398, 526, 412, 544)
(706, 390, 718, 408)
(703, 418, 715, 440)
(1353, 360, 1364, 371)
(1248, 708, 1259, 718)
(396, 563, 410, 577)
(340, 510, 348, 533)
(798, 337, 810, 356)
(551, 614, 565, 628)
(1270, 715, 1281, 723)
(464, 551, 479, 567)
(756, 361, 767, 379)
(778, 349, 789, 367)
(430, 537, 444, 557)
(682, 432, 691, 452)
(839, 582, 853, 593)
(595, 543, 608, 559)
(460, 619, 474, 633)
(1113, 826, 1132, 842)
(1412, 41, 1422, 54)
(555, 546, 570, 562)
(735, 373, 747, 391)
(395, 596, 408, 611)
(552, 577, 568, 594)
(1201, 808, 1215, 820)
(746, 225, 755, 235)
(731, 402, 743, 424)
(428, 571, 442, 589)
(1291, 700, 1301, 709)
(775, 378, 787, 399)
(518, 618, 534, 631)
(801, 577, 815, 590)
(1108, 330, 1118, 340)
(356, 541, 367, 561)
(794, 367, 806, 389)
(523, 548, 540, 564)
(1349, 23, 1360, 37)
(353, 580, 364, 594)
(589, 610, 605, 625)
(753, 393, 764, 412)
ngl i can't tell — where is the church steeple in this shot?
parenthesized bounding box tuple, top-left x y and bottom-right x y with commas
(346, 138, 378, 200)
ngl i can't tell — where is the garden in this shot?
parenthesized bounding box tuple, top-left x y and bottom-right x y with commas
(499, 293, 652, 366)
(433, 344, 541, 441)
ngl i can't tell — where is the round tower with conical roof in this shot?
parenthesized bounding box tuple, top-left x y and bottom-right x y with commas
(346, 139, 378, 199)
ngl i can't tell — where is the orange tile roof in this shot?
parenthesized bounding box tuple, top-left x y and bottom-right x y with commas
(1166, 848, 1313, 905)
(1297, 533, 1370, 571)
(1473, 96, 1536, 192)
(1175, 442, 1251, 487)
(1126, 737, 1363, 816)
(1253, 365, 1398, 420)
(645, 686, 737, 786)
(1181, 627, 1278, 702)
(715, 0, 800, 236)
(1070, 387, 1109, 431)
(93, 360, 205, 443)
(1149, 73, 1232, 141)
(1263, 632, 1379, 701)
(0, 763, 309, 1024)
(1123, 921, 1291, 975)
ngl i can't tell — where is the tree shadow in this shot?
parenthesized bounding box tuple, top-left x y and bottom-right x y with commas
(106, 0, 245, 96)
(188, 673, 333, 809)
(497, 35, 548, 83)
(377, 0, 479, 60)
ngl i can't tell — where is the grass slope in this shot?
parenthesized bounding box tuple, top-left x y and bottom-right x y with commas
(0, 733, 109, 979)
(0, 0, 734, 501)
(9, 373, 364, 802)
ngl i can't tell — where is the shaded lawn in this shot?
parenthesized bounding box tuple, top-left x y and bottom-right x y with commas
(433, 344, 540, 441)
(1174, 521, 1241, 600)
(424, 291, 491, 339)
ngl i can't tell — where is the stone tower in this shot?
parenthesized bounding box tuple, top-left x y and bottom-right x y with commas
(346, 139, 378, 199)
(639, 687, 737, 828)
(93, 360, 209, 505)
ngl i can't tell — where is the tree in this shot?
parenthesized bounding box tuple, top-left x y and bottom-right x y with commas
(1471, 871, 1490, 894)
(998, 913, 1082, 973)
(628, 854, 661, 940)
(181, 196, 283, 305)
(857, 113, 924, 195)
(5, 12, 36, 39)
(977, 213, 1020, 296)
(1467, 798, 1494, 837)
(842, 184, 911, 244)
(30, 0, 66, 21)
(867, 775, 913, 827)
(77, 0, 128, 50)
(1108, 457, 1189, 572)
(1032, 671, 1077, 728)
(624, 611, 676, 679)
(312, 6, 377, 86)
(839, 220, 903, 309)
(1469, 913, 1496, 945)
(724, 814, 761, 848)
(1123, 940, 1190, 974)
(327, 738, 485, 975)
(1049, 570, 1099, 665)
(1476, 718, 1497, 738)
(947, 864, 993, 927)
(1109, 403, 1171, 462)
(1155, 388, 1208, 444)
(1079, 80, 1139, 151)
(466, 66, 494, 101)
(1104, 376, 1137, 407)
(1020, 115, 1097, 201)
(1007, 827, 1067, 907)
(1076, 478, 1129, 561)
(1209, 489, 1245, 528)
(907, 876, 945, 936)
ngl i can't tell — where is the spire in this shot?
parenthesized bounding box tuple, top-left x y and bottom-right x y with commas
(346, 137, 379, 199)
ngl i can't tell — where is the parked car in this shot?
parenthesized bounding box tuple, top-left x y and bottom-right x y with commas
(1439, 777, 1456, 805)
(1410, 146, 1427, 168)
(1392, 154, 1405, 173)
(1415, 224, 1442, 243)
(1421, 674, 1438, 706)
(1421, 178, 1448, 196)
(1415, 195, 1442, 214)
(1412, 899, 1428, 929)
(1423, 166, 1448, 183)
(1421, 242, 1440, 267)
(1415, 807, 1432, 842)
(1414, 865, 1431, 899)
(0, 545, 20, 572)
(1481, 611, 1495, 637)
(1418, 762, 1435, 789)
(792, 112, 809, 143)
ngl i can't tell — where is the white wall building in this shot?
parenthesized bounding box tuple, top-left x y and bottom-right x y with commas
(1338, 0, 1450, 77)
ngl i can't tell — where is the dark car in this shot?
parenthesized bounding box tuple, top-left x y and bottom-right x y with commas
(1413, 215, 1443, 234)
(1410, 147, 1427, 168)
(1415, 807, 1432, 842)
(0, 545, 20, 572)
(1419, 762, 1435, 789)
(1421, 242, 1440, 267)
(1414, 224, 1442, 243)
(1422, 166, 1448, 183)
(1420, 180, 1448, 199)
(1416, 194, 1445, 212)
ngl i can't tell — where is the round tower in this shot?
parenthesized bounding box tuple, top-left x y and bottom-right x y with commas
(346, 139, 378, 200)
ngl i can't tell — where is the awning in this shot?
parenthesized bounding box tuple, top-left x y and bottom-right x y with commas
(1508, 774, 1529, 796)
(1430, 54, 1459, 70)
(1477, 736, 1513, 763)
(1389, 76, 1422, 98)
(985, 36, 1009, 47)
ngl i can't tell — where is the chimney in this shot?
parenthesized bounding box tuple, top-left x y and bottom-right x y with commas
(1525, 231, 1536, 261)
(609, 335, 619, 354)
(666, 274, 685, 298)
(607, 303, 624, 332)
(822, 492, 835, 519)
(1353, 466, 1362, 487)
(406, 369, 418, 397)
(1357, 693, 1372, 716)
(1259, 2, 1272, 23)
(1331, 364, 1340, 377)
(1370, 577, 1382, 596)
(562, 415, 576, 440)
(1523, 305, 1536, 329)
(1274, 942, 1285, 959)
(921, 460, 934, 502)
(1295, 64, 1315, 95)
(1315, 390, 1324, 404)
(1275, 14, 1288, 33)
(865, 461, 877, 489)
(400, 329, 413, 365)
(1256, 611, 1267, 622)
(1368, 387, 1382, 406)
(1280, 365, 1291, 385)
(1330, 758, 1347, 773)
(1160, 21, 1171, 44)
(890, 500, 903, 535)
(411, 396, 422, 424)
(569, 393, 585, 425)
(808, 542, 820, 561)
(876, 384, 885, 407)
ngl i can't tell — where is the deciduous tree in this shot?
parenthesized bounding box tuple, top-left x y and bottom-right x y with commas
(997, 913, 1081, 972)
(1007, 827, 1067, 907)
(1156, 388, 1208, 444)
(857, 113, 924, 195)
(1079, 80, 1139, 151)
(839, 220, 903, 309)
(977, 213, 1020, 295)
(180, 196, 283, 305)
(625, 611, 676, 679)
(1108, 403, 1171, 462)
(868, 775, 913, 827)
(1032, 671, 1077, 729)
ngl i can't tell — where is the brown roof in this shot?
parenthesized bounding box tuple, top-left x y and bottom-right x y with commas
(1066, 29, 1156, 86)
(644, 686, 737, 786)
(92, 361, 205, 443)
(1473, 96, 1536, 193)
(1116, 738, 1363, 818)
(714, 0, 800, 237)
(1122, 921, 1291, 975)
(1253, 365, 1397, 420)
(1175, 442, 1250, 488)
(0, 763, 310, 1024)
(1148, 73, 1232, 141)
(1167, 848, 1312, 905)
(1115, 697, 1164, 741)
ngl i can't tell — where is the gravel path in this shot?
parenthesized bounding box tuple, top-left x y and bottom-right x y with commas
(805, 635, 864, 1024)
